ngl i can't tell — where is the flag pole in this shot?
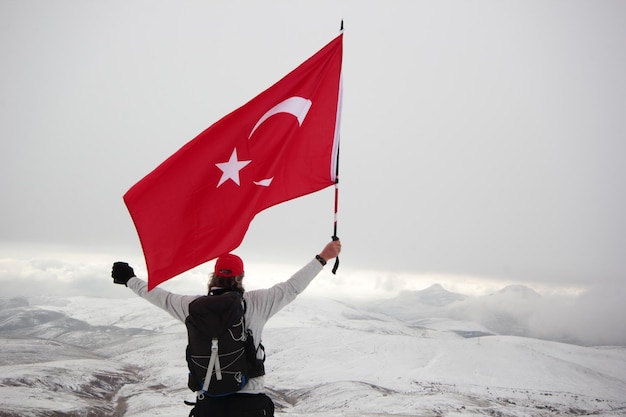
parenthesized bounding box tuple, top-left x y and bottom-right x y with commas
(331, 145, 340, 274)
(331, 19, 343, 275)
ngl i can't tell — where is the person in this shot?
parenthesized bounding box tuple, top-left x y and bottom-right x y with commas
(111, 239, 341, 417)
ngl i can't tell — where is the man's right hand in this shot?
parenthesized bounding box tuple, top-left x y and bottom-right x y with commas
(319, 239, 342, 263)
(111, 262, 135, 286)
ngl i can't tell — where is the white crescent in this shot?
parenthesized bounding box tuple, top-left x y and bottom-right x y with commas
(249, 96, 312, 139)
(249, 96, 312, 186)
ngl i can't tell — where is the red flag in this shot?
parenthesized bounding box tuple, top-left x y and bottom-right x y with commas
(124, 34, 343, 290)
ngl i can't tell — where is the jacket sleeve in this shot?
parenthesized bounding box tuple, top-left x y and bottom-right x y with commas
(126, 277, 198, 323)
(244, 258, 323, 322)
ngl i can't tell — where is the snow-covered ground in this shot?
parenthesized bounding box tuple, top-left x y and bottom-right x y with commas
(1, 287, 625, 416)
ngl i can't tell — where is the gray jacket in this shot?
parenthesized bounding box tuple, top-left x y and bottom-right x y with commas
(127, 258, 323, 393)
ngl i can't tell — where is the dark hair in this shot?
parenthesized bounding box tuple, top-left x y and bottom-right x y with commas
(207, 273, 245, 294)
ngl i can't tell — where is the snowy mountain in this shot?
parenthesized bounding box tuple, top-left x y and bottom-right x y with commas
(493, 285, 542, 299)
(397, 283, 468, 306)
(363, 283, 616, 346)
(366, 284, 469, 325)
(1, 293, 626, 416)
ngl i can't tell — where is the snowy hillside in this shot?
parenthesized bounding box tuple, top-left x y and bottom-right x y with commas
(1, 293, 625, 416)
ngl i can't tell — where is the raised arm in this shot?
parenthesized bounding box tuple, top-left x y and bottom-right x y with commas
(245, 239, 342, 321)
(111, 262, 197, 322)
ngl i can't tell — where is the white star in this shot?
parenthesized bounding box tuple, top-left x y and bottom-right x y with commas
(215, 148, 251, 187)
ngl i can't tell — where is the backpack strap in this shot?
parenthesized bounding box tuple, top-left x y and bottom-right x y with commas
(242, 298, 264, 360)
(201, 338, 222, 393)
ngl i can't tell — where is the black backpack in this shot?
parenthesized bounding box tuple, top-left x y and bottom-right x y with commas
(185, 291, 265, 397)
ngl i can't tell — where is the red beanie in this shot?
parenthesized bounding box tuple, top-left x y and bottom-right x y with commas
(214, 254, 244, 277)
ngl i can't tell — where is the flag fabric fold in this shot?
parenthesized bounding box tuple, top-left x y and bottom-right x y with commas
(124, 34, 343, 290)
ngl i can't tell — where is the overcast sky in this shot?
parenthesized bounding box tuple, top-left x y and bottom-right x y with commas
(1, 1, 625, 301)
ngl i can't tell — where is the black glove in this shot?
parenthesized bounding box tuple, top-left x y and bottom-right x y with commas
(112, 262, 135, 286)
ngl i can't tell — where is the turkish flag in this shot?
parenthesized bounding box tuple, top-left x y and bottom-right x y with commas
(124, 34, 343, 289)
